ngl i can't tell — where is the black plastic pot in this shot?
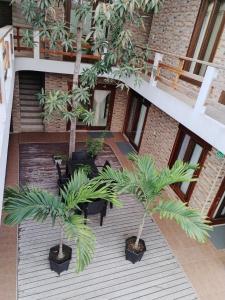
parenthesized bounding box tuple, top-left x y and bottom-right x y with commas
(49, 244, 72, 275)
(125, 236, 146, 264)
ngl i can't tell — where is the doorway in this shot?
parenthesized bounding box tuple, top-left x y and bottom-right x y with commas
(0, 1, 12, 28)
(67, 83, 115, 131)
(124, 91, 149, 151)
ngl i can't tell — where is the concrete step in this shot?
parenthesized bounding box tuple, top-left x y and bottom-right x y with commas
(21, 118, 43, 125)
(19, 94, 39, 100)
(21, 106, 42, 112)
(21, 111, 43, 118)
(20, 100, 41, 107)
(19, 84, 42, 90)
(20, 89, 40, 95)
(21, 124, 45, 132)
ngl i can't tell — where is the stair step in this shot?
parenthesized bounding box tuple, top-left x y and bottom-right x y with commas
(20, 100, 41, 107)
(21, 106, 42, 112)
(21, 118, 43, 125)
(19, 84, 42, 90)
(19, 89, 40, 95)
(21, 112, 42, 118)
(21, 124, 45, 132)
(19, 94, 39, 100)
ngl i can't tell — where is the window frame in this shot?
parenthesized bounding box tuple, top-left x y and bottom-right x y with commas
(123, 90, 150, 152)
(168, 125, 211, 203)
(208, 177, 225, 224)
(182, 0, 225, 85)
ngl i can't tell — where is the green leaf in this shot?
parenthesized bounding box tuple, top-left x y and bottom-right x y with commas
(153, 199, 212, 243)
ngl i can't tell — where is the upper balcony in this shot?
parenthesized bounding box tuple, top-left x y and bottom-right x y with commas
(1, 25, 225, 153)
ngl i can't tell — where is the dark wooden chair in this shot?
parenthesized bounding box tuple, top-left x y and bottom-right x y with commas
(81, 199, 108, 226)
(97, 160, 113, 209)
(56, 163, 70, 194)
(72, 151, 89, 162)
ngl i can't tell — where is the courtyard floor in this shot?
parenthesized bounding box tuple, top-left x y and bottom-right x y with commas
(1, 132, 225, 299)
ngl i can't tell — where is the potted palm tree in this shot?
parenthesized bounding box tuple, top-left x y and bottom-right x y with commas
(98, 154, 212, 264)
(3, 171, 121, 274)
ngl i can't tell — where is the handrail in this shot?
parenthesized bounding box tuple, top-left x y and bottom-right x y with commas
(0, 26, 13, 43)
(137, 45, 225, 71)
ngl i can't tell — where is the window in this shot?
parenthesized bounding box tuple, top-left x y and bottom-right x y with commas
(185, 0, 225, 76)
(169, 126, 211, 202)
(124, 91, 149, 151)
(208, 177, 225, 224)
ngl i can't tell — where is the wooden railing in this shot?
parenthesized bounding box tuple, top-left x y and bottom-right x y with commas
(13, 25, 100, 61)
(138, 45, 225, 90)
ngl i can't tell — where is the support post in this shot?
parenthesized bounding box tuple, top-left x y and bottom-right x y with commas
(194, 66, 218, 113)
(150, 52, 163, 87)
(33, 30, 40, 60)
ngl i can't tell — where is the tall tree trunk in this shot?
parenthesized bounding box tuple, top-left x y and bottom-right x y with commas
(134, 212, 147, 250)
(69, 1, 83, 158)
(57, 226, 64, 260)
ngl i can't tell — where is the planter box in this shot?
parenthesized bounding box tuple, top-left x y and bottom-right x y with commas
(49, 244, 72, 275)
(125, 236, 146, 264)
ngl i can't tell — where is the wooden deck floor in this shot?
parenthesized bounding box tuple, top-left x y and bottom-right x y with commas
(17, 142, 197, 300)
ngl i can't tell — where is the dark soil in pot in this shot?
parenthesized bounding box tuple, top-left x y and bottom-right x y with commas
(49, 244, 72, 275)
(125, 236, 146, 264)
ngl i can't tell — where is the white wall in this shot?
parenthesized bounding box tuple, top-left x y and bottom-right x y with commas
(0, 26, 15, 222)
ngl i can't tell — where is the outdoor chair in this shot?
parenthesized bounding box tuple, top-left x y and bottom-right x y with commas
(56, 162, 70, 194)
(81, 199, 108, 226)
(72, 150, 89, 162)
(96, 160, 113, 209)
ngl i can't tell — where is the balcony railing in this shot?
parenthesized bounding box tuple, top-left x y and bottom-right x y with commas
(12, 25, 225, 125)
(14, 25, 100, 62)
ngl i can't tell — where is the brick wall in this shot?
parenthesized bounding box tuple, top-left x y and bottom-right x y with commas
(126, 11, 153, 48)
(44, 73, 72, 132)
(148, 0, 201, 56)
(139, 103, 225, 215)
(190, 149, 225, 214)
(110, 88, 129, 132)
(12, 73, 21, 133)
(148, 0, 225, 107)
(139, 104, 179, 169)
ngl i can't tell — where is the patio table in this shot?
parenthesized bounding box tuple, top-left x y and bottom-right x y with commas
(68, 156, 99, 179)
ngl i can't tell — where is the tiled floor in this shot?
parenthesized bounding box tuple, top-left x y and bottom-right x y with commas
(1, 132, 225, 300)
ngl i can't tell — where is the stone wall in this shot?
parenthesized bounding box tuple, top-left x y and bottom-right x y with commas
(44, 73, 72, 132)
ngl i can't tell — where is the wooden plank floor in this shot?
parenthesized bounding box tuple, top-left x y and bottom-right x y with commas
(18, 143, 198, 300)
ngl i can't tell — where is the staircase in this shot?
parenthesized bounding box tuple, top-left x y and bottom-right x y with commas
(19, 71, 44, 132)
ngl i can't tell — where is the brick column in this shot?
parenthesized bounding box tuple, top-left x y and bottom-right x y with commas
(110, 88, 129, 132)
(44, 73, 72, 132)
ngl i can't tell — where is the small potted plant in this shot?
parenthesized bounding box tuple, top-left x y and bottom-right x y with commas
(98, 154, 212, 264)
(53, 154, 67, 165)
(86, 137, 104, 160)
(3, 171, 121, 273)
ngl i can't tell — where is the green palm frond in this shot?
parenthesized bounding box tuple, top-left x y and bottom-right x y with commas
(153, 199, 212, 243)
(62, 171, 122, 209)
(155, 160, 198, 192)
(64, 215, 95, 273)
(4, 186, 63, 225)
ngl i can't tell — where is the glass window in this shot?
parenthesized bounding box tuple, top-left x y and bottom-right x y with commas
(187, 0, 225, 75)
(169, 127, 209, 202)
(214, 191, 225, 219)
